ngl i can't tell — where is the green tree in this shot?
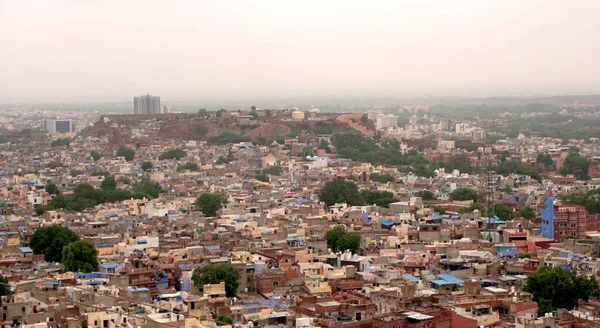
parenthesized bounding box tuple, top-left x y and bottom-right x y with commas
(70, 170, 83, 177)
(445, 154, 472, 174)
(263, 165, 283, 176)
(523, 266, 598, 313)
(338, 234, 361, 254)
(325, 225, 347, 253)
(101, 176, 117, 191)
(197, 108, 210, 119)
(499, 150, 511, 162)
(216, 315, 233, 326)
(450, 188, 478, 202)
(0, 275, 10, 294)
(195, 193, 228, 217)
(370, 173, 395, 184)
(561, 189, 600, 215)
(195, 123, 209, 137)
(325, 226, 361, 254)
(192, 263, 240, 297)
(253, 136, 268, 145)
(418, 190, 436, 200)
(0, 274, 10, 296)
(141, 161, 153, 171)
(30, 226, 80, 263)
(62, 240, 99, 273)
(117, 145, 135, 161)
(177, 162, 199, 172)
(521, 206, 536, 220)
(91, 171, 111, 177)
(493, 204, 512, 221)
(361, 114, 368, 122)
(359, 189, 397, 207)
(45, 182, 60, 195)
(117, 176, 130, 185)
(560, 152, 591, 180)
(159, 148, 187, 160)
(45, 161, 64, 169)
(90, 150, 102, 161)
(428, 205, 446, 215)
(131, 179, 163, 198)
(319, 179, 362, 206)
(216, 108, 227, 117)
(536, 153, 554, 167)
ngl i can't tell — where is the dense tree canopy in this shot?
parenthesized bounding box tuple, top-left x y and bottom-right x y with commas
(101, 176, 117, 190)
(319, 179, 398, 207)
(493, 204, 512, 221)
(536, 153, 554, 167)
(159, 148, 187, 160)
(209, 131, 252, 144)
(325, 225, 361, 254)
(418, 190, 436, 201)
(195, 193, 228, 217)
(90, 150, 102, 161)
(216, 315, 233, 326)
(370, 173, 395, 184)
(177, 162, 199, 172)
(62, 240, 99, 273)
(561, 189, 600, 215)
(192, 263, 240, 297)
(494, 161, 542, 183)
(443, 154, 472, 174)
(37, 179, 164, 214)
(359, 189, 397, 207)
(319, 179, 362, 206)
(0, 274, 11, 296)
(523, 266, 598, 314)
(560, 152, 591, 180)
(141, 161, 153, 171)
(331, 133, 429, 167)
(30, 226, 80, 263)
(521, 206, 536, 220)
(450, 188, 478, 202)
(45, 182, 59, 195)
(117, 145, 135, 161)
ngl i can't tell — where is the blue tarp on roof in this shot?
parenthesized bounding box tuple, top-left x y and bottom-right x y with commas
(451, 215, 460, 219)
(379, 219, 397, 226)
(42, 281, 60, 285)
(403, 275, 420, 282)
(437, 273, 464, 284)
(431, 214, 442, 221)
(19, 247, 33, 253)
(430, 279, 454, 286)
(361, 214, 372, 224)
(100, 263, 120, 269)
(489, 216, 507, 225)
(259, 300, 288, 311)
(285, 237, 297, 242)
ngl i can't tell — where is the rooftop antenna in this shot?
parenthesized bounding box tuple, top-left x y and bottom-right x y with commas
(483, 148, 496, 242)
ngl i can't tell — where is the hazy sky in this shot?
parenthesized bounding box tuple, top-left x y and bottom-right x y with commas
(2, 0, 600, 102)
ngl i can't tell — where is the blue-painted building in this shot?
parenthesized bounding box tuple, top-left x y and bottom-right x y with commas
(541, 197, 556, 240)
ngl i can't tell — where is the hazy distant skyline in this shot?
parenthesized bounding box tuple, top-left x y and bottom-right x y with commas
(2, 0, 600, 102)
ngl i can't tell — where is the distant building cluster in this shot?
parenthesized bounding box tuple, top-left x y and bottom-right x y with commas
(44, 118, 74, 135)
(133, 93, 162, 114)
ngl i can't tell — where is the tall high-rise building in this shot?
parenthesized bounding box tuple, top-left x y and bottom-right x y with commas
(134, 94, 161, 114)
(44, 119, 74, 135)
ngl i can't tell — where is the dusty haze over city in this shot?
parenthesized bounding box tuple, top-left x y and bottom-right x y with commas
(2, 0, 600, 103)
